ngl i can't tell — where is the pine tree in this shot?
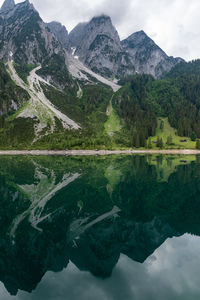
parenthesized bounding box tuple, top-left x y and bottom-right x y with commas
(167, 135, 173, 145)
(160, 120, 164, 131)
(148, 138, 152, 149)
(159, 138, 164, 149)
(135, 134, 140, 148)
(140, 132, 146, 147)
(191, 131, 197, 141)
(156, 137, 160, 148)
(196, 139, 200, 150)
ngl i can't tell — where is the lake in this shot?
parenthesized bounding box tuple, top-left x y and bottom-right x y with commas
(1, 154, 200, 300)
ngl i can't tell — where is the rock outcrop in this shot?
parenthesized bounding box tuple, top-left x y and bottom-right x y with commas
(121, 30, 183, 78)
(0, 0, 15, 13)
(68, 22, 87, 48)
(69, 15, 135, 78)
(0, 0, 65, 65)
(69, 17, 183, 78)
(47, 21, 70, 51)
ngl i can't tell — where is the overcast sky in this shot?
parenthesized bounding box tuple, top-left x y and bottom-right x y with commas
(2, 0, 200, 61)
(1, 234, 200, 299)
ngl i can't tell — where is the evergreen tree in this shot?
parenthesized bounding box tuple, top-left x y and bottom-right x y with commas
(191, 131, 197, 141)
(159, 138, 164, 149)
(156, 137, 160, 148)
(148, 138, 152, 149)
(135, 134, 140, 148)
(140, 132, 146, 147)
(196, 139, 200, 149)
(160, 120, 164, 131)
(167, 135, 173, 145)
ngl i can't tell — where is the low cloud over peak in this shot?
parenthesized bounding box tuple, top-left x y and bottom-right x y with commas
(11, 0, 200, 61)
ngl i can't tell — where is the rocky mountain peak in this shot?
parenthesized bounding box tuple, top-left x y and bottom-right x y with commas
(0, 0, 66, 68)
(47, 21, 69, 50)
(122, 30, 158, 50)
(130, 30, 146, 37)
(48, 21, 68, 32)
(121, 30, 183, 78)
(88, 14, 120, 44)
(68, 14, 131, 78)
(0, 0, 15, 13)
(69, 14, 120, 49)
(91, 14, 112, 25)
(68, 22, 88, 47)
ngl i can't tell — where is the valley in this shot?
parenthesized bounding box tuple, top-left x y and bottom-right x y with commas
(0, 0, 199, 150)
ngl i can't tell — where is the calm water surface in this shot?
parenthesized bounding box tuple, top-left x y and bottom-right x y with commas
(1, 155, 200, 299)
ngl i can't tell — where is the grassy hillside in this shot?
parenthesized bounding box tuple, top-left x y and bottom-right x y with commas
(148, 118, 196, 149)
(2, 59, 200, 150)
(104, 98, 122, 136)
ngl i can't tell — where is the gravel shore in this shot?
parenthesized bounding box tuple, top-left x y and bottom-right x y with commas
(0, 149, 199, 156)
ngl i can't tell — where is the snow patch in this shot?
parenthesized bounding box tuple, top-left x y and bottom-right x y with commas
(71, 47, 76, 56)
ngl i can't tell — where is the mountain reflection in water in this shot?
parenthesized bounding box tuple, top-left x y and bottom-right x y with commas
(0, 155, 200, 299)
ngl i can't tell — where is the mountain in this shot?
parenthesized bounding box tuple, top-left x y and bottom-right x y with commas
(0, 0, 14, 13)
(0, 0, 62, 64)
(68, 22, 87, 48)
(69, 16, 182, 79)
(0, 0, 77, 92)
(0, 0, 84, 143)
(0, 0, 200, 150)
(69, 15, 135, 78)
(47, 21, 70, 51)
(121, 30, 183, 78)
(0, 61, 29, 118)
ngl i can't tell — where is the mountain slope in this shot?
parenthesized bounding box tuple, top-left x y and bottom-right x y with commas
(69, 15, 134, 78)
(47, 21, 70, 51)
(121, 30, 183, 78)
(7, 59, 80, 140)
(0, 0, 199, 150)
(68, 22, 87, 48)
(0, 0, 75, 92)
(69, 16, 183, 79)
(67, 53, 120, 92)
(0, 61, 29, 118)
(0, 0, 14, 13)
(114, 66, 200, 147)
(0, 0, 60, 63)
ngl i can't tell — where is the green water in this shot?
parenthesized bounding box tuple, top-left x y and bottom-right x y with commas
(1, 155, 200, 299)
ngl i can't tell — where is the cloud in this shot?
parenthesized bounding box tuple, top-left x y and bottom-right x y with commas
(2, 0, 200, 60)
(1, 234, 200, 299)
(0, 234, 198, 300)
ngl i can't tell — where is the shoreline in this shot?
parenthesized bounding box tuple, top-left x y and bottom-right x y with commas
(0, 149, 200, 156)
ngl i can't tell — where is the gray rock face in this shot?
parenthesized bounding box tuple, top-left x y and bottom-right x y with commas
(47, 21, 70, 51)
(121, 30, 183, 78)
(0, 0, 65, 65)
(0, 0, 75, 92)
(0, 1, 183, 82)
(70, 15, 135, 78)
(69, 22, 87, 48)
(70, 17, 183, 79)
(0, 0, 15, 13)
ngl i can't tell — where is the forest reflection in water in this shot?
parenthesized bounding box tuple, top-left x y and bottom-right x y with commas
(0, 154, 200, 299)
